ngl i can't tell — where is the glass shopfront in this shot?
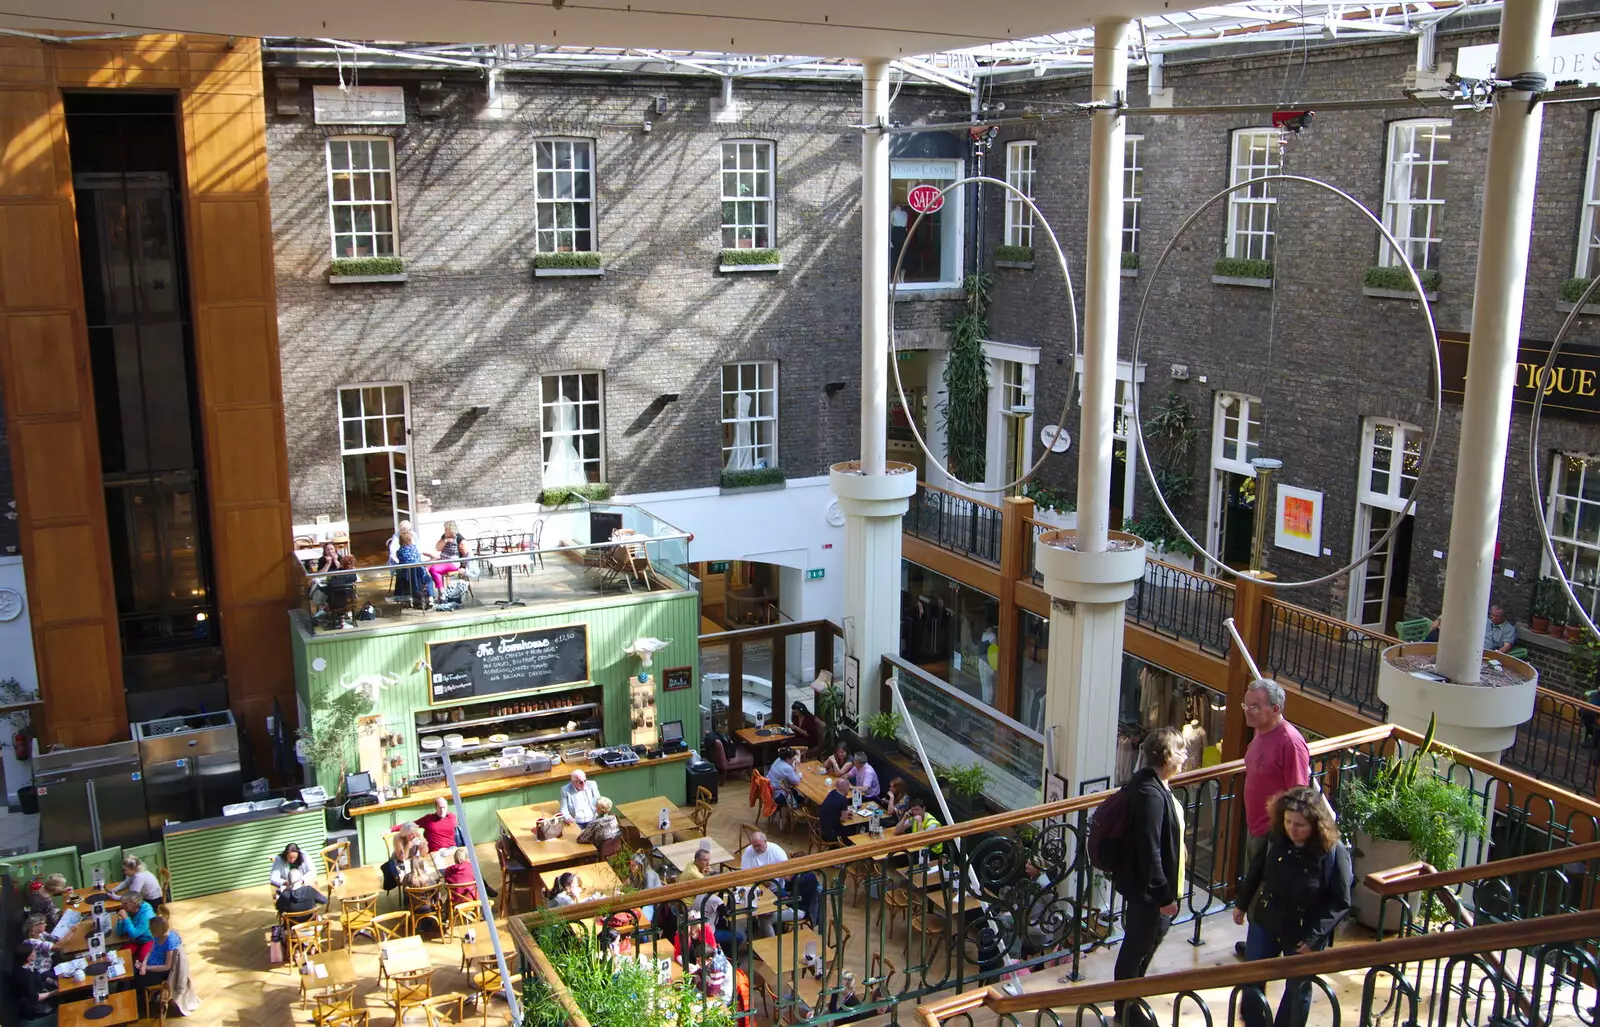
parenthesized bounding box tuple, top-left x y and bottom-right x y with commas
(1116, 654, 1227, 784)
(901, 561, 1001, 712)
(1017, 611, 1049, 733)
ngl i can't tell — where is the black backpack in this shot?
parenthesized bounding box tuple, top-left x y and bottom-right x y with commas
(1086, 781, 1135, 873)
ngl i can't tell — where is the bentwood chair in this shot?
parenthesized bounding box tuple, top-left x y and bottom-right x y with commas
(370, 911, 413, 983)
(321, 1009, 371, 1027)
(319, 841, 351, 880)
(405, 883, 448, 939)
(445, 886, 484, 935)
(339, 892, 380, 949)
(495, 837, 536, 916)
(386, 968, 436, 1025)
(423, 993, 470, 1027)
(868, 954, 899, 1003)
(311, 984, 359, 1027)
(468, 964, 525, 1025)
(143, 981, 171, 1027)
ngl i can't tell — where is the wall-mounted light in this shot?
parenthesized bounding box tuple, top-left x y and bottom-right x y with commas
(824, 381, 848, 396)
(642, 120, 653, 134)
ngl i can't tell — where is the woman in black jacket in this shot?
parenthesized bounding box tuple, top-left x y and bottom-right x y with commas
(1232, 786, 1351, 1027)
(1111, 727, 1189, 1027)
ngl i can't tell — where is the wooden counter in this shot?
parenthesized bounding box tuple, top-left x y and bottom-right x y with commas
(351, 752, 689, 816)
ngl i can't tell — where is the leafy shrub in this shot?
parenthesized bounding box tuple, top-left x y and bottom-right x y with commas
(866, 709, 903, 741)
(1022, 480, 1075, 513)
(720, 467, 785, 488)
(719, 247, 781, 266)
(534, 251, 604, 270)
(1121, 251, 1141, 270)
(1364, 264, 1442, 292)
(944, 763, 992, 799)
(328, 256, 404, 277)
(994, 244, 1034, 263)
(524, 925, 736, 1027)
(1340, 716, 1486, 870)
(539, 483, 613, 505)
(1562, 277, 1596, 304)
(1213, 257, 1274, 280)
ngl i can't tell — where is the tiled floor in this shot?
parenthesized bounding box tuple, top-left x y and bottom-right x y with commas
(0, 810, 40, 854)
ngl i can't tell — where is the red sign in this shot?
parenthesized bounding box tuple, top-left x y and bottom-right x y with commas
(906, 185, 945, 214)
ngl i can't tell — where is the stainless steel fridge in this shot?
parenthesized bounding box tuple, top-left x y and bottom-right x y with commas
(33, 742, 151, 852)
(134, 711, 242, 834)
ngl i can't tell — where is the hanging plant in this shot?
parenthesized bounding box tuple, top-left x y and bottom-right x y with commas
(942, 272, 993, 482)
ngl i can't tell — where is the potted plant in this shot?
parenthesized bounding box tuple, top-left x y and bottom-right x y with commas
(1565, 602, 1588, 642)
(813, 681, 845, 749)
(1023, 481, 1076, 529)
(865, 709, 903, 742)
(1530, 578, 1554, 634)
(1569, 626, 1600, 687)
(1341, 715, 1487, 929)
(295, 686, 375, 796)
(0, 678, 35, 762)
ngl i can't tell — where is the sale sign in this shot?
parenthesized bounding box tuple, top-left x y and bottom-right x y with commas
(906, 184, 945, 214)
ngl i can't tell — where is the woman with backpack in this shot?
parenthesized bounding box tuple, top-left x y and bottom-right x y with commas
(1231, 786, 1352, 1027)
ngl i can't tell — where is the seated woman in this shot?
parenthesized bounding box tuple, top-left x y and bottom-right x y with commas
(115, 894, 158, 963)
(134, 916, 181, 1010)
(883, 777, 912, 823)
(12, 944, 57, 1027)
(392, 530, 437, 610)
(576, 797, 622, 850)
(430, 520, 466, 595)
(324, 554, 360, 627)
(385, 821, 428, 891)
(270, 844, 315, 897)
(112, 856, 164, 906)
(441, 847, 478, 904)
(25, 875, 70, 929)
(766, 747, 803, 806)
(19, 916, 52, 963)
(548, 872, 583, 907)
(820, 743, 852, 777)
(787, 702, 821, 752)
(627, 852, 662, 923)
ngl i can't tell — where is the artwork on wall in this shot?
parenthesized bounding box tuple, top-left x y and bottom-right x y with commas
(663, 666, 693, 692)
(843, 656, 860, 722)
(1275, 485, 1324, 556)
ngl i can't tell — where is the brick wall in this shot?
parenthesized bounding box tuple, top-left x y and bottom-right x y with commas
(982, 20, 1600, 629)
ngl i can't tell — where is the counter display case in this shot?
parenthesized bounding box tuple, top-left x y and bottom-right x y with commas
(414, 685, 603, 776)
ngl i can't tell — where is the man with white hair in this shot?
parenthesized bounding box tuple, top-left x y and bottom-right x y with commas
(1234, 677, 1310, 958)
(559, 769, 603, 827)
(386, 519, 413, 563)
(739, 832, 804, 937)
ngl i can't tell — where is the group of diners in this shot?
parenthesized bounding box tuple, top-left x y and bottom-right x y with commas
(765, 742, 938, 846)
(13, 856, 193, 1027)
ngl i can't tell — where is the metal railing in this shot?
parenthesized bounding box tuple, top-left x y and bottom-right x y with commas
(1259, 599, 1393, 721)
(1125, 559, 1236, 657)
(1504, 689, 1600, 799)
(904, 483, 1003, 566)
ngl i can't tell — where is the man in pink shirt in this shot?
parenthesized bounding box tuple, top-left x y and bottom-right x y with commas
(1236, 678, 1310, 957)
(416, 796, 458, 852)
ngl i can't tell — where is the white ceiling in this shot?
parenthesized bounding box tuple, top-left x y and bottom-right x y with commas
(0, 0, 1188, 58)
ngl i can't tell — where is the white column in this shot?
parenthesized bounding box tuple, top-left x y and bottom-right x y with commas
(925, 350, 951, 490)
(1435, 0, 1555, 686)
(860, 58, 891, 477)
(1041, 19, 1143, 793)
(1075, 18, 1129, 554)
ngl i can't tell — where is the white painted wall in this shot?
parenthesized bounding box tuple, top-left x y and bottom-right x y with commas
(0, 556, 38, 804)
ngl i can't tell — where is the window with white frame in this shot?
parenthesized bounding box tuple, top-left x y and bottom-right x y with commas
(721, 362, 778, 470)
(890, 159, 963, 288)
(534, 139, 596, 253)
(721, 141, 774, 249)
(1578, 116, 1600, 278)
(1123, 135, 1144, 255)
(1358, 418, 1424, 511)
(1545, 454, 1600, 617)
(1226, 129, 1281, 261)
(1004, 141, 1036, 249)
(1212, 392, 1262, 474)
(540, 372, 604, 485)
(326, 137, 398, 259)
(1380, 119, 1451, 271)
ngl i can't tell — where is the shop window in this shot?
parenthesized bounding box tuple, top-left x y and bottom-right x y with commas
(1226, 129, 1280, 261)
(721, 141, 774, 249)
(540, 371, 604, 485)
(890, 158, 963, 288)
(1579, 114, 1600, 278)
(721, 361, 778, 470)
(534, 138, 596, 253)
(1380, 118, 1451, 271)
(1004, 141, 1036, 249)
(1543, 453, 1600, 618)
(1212, 392, 1262, 474)
(326, 137, 398, 259)
(900, 560, 1001, 710)
(1123, 134, 1143, 256)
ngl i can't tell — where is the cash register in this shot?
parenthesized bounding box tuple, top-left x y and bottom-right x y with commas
(658, 720, 688, 755)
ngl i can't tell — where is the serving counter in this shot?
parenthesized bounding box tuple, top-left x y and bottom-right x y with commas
(162, 804, 326, 901)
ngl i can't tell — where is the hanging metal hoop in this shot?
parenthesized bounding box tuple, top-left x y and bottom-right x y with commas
(1528, 274, 1600, 639)
(889, 175, 1080, 495)
(1128, 173, 1443, 589)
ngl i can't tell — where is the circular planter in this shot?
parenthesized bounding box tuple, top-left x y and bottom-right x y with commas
(1034, 508, 1077, 530)
(829, 460, 918, 517)
(1375, 642, 1537, 758)
(1035, 529, 1148, 603)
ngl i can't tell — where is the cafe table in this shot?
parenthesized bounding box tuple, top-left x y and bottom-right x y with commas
(537, 860, 624, 901)
(656, 837, 735, 872)
(735, 725, 798, 761)
(496, 801, 600, 887)
(51, 956, 131, 994)
(795, 763, 876, 827)
(380, 934, 432, 975)
(461, 925, 514, 963)
(841, 833, 893, 861)
(53, 911, 127, 956)
(304, 949, 360, 990)
(59, 989, 138, 1027)
(613, 796, 688, 843)
(325, 864, 385, 905)
(751, 930, 826, 1009)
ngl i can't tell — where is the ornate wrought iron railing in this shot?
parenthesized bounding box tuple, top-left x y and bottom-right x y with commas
(904, 483, 1003, 566)
(1259, 599, 1393, 721)
(1125, 559, 1235, 657)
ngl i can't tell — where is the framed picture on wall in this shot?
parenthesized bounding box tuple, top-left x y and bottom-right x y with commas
(1045, 772, 1068, 806)
(663, 666, 693, 692)
(1275, 485, 1324, 557)
(843, 656, 860, 722)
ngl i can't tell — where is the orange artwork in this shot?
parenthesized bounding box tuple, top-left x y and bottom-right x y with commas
(1283, 496, 1314, 540)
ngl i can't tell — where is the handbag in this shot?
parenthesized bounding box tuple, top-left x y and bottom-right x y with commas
(536, 817, 566, 841)
(380, 857, 402, 892)
(268, 924, 286, 964)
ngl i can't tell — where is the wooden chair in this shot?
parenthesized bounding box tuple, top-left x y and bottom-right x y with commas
(291, 922, 332, 1005)
(496, 837, 536, 917)
(339, 892, 380, 949)
(311, 984, 359, 1027)
(734, 823, 764, 864)
(370, 910, 413, 983)
(882, 888, 909, 937)
(319, 841, 351, 880)
(157, 866, 173, 905)
(143, 981, 171, 1027)
(845, 859, 873, 907)
(468, 963, 525, 1025)
(868, 954, 898, 1003)
(322, 1011, 370, 1027)
(908, 909, 946, 962)
(446, 887, 484, 935)
(406, 883, 448, 939)
(808, 818, 845, 857)
(689, 796, 714, 840)
(423, 993, 470, 1027)
(386, 968, 436, 1025)
(281, 907, 320, 935)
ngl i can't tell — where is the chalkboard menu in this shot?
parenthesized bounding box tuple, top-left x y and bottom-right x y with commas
(426, 624, 590, 704)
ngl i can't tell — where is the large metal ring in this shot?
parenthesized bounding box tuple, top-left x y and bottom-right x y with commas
(889, 175, 1080, 495)
(1128, 173, 1443, 589)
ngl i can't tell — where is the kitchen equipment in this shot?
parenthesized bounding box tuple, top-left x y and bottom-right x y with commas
(414, 711, 432, 726)
(527, 752, 553, 773)
(500, 746, 527, 760)
(133, 711, 242, 835)
(488, 734, 510, 744)
(33, 741, 151, 850)
(444, 734, 466, 751)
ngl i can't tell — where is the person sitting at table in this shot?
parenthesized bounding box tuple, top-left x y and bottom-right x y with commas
(19, 915, 53, 962)
(324, 554, 360, 627)
(820, 743, 852, 777)
(767, 747, 803, 806)
(417, 796, 459, 852)
(548, 872, 583, 908)
(275, 881, 325, 915)
(818, 775, 856, 843)
(12, 944, 57, 1027)
(577, 797, 622, 850)
(692, 940, 735, 1004)
(385, 822, 428, 891)
(560, 769, 603, 827)
(135, 915, 181, 1011)
(115, 894, 158, 961)
(739, 833, 805, 937)
(271, 843, 316, 896)
(25, 875, 69, 929)
(393, 530, 437, 610)
(387, 519, 413, 563)
(680, 845, 715, 882)
(627, 853, 663, 922)
(112, 856, 164, 905)
(847, 752, 881, 799)
(884, 777, 912, 820)
(892, 798, 944, 857)
(313, 542, 341, 574)
(430, 520, 467, 595)
(788, 702, 823, 754)
(689, 892, 744, 957)
(441, 847, 478, 904)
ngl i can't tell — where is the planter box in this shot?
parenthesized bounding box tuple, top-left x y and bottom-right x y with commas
(893, 287, 967, 303)
(1351, 831, 1412, 932)
(1363, 286, 1438, 302)
(1211, 275, 1272, 289)
(1034, 528, 1148, 603)
(995, 260, 1034, 270)
(719, 482, 786, 495)
(328, 273, 408, 284)
(1555, 301, 1600, 316)
(534, 267, 605, 277)
(1375, 641, 1537, 757)
(1121, 268, 1139, 279)
(719, 263, 782, 273)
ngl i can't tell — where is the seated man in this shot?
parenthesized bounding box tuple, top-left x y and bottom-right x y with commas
(1484, 604, 1517, 653)
(417, 796, 459, 852)
(560, 769, 603, 827)
(818, 775, 855, 843)
(679, 845, 716, 882)
(892, 798, 943, 859)
(847, 752, 881, 799)
(739, 833, 802, 937)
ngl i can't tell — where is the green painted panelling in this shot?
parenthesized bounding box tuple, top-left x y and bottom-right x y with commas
(297, 591, 701, 789)
(79, 846, 122, 889)
(0, 847, 81, 889)
(164, 809, 326, 902)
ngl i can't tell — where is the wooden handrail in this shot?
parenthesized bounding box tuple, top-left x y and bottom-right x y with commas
(510, 918, 593, 1027)
(914, 479, 1005, 513)
(1387, 722, 1600, 819)
(1533, 686, 1600, 718)
(697, 619, 843, 644)
(913, 908, 1600, 1021)
(1261, 597, 1399, 645)
(1364, 840, 1600, 896)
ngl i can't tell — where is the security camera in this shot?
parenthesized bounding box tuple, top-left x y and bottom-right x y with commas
(1271, 110, 1315, 134)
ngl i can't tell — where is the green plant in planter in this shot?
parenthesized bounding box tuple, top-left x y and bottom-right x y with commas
(1569, 626, 1600, 684)
(1363, 264, 1441, 293)
(534, 251, 604, 270)
(942, 273, 993, 482)
(1213, 257, 1274, 280)
(814, 683, 846, 747)
(1340, 716, 1486, 870)
(1561, 277, 1595, 304)
(540, 482, 613, 506)
(720, 467, 785, 489)
(1121, 251, 1141, 271)
(719, 247, 781, 266)
(1530, 577, 1558, 632)
(525, 924, 735, 1027)
(865, 709, 903, 741)
(328, 256, 405, 277)
(994, 244, 1034, 263)
(1022, 480, 1075, 513)
(295, 686, 375, 795)
(945, 762, 991, 799)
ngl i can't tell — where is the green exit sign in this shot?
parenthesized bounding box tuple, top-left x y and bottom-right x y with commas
(806, 568, 826, 581)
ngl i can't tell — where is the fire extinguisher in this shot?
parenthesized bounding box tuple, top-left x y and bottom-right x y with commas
(13, 733, 29, 761)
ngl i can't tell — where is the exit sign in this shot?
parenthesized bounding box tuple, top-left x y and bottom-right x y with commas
(806, 568, 826, 581)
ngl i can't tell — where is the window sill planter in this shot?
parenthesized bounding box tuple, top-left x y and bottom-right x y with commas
(719, 481, 787, 495)
(719, 248, 781, 273)
(719, 262, 782, 273)
(1121, 268, 1139, 279)
(534, 267, 605, 278)
(994, 246, 1034, 266)
(1555, 301, 1600, 316)
(893, 287, 967, 303)
(995, 260, 1034, 270)
(328, 273, 408, 285)
(538, 484, 613, 507)
(1211, 275, 1273, 289)
(1363, 286, 1438, 302)
(533, 253, 605, 277)
(720, 468, 786, 493)
(1212, 259, 1273, 288)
